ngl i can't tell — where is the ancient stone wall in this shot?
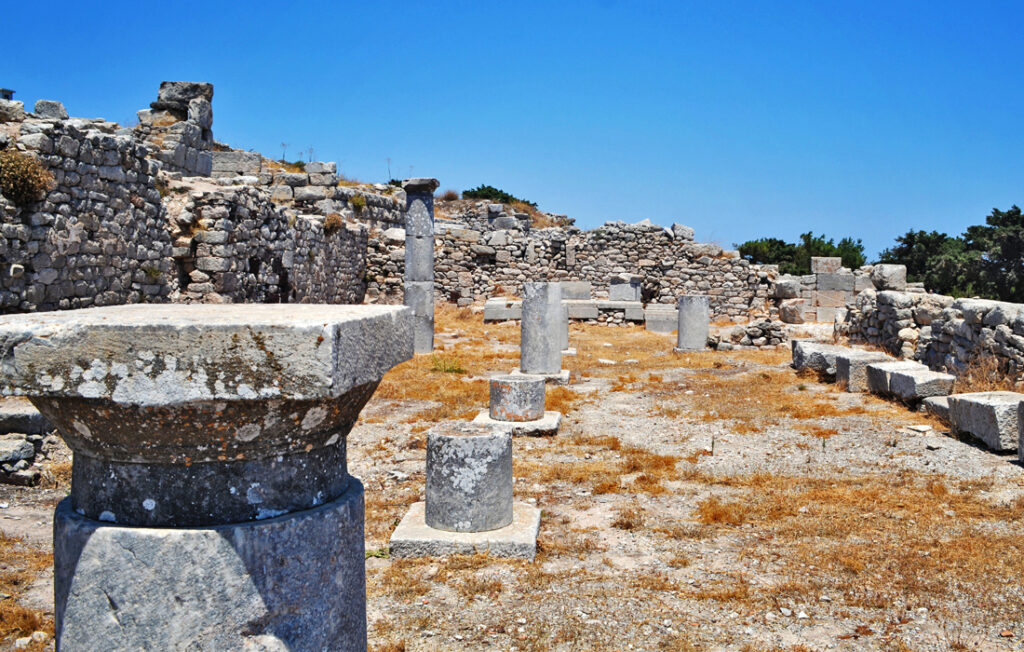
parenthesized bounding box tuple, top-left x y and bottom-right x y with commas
(837, 290, 1024, 379)
(1, 112, 176, 312)
(1, 92, 372, 313)
(366, 220, 777, 319)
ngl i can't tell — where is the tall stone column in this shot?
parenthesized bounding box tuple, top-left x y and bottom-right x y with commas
(676, 294, 710, 352)
(0, 304, 412, 650)
(402, 177, 440, 354)
(520, 282, 563, 375)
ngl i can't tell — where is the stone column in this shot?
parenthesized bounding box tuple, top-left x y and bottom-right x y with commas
(402, 177, 440, 354)
(0, 304, 412, 650)
(559, 302, 570, 352)
(676, 295, 710, 352)
(425, 422, 513, 532)
(520, 282, 563, 375)
(489, 375, 545, 422)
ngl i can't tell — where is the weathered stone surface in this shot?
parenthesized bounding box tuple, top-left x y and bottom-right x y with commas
(835, 350, 892, 392)
(644, 305, 677, 333)
(779, 298, 806, 324)
(559, 302, 570, 351)
(489, 375, 545, 422)
(0, 99, 24, 122)
(403, 281, 434, 354)
(211, 151, 261, 177)
(790, 340, 849, 376)
(0, 438, 34, 463)
(520, 282, 563, 375)
(865, 361, 926, 396)
(947, 392, 1024, 452)
(559, 281, 591, 300)
(425, 422, 513, 533)
(889, 367, 955, 402)
(404, 234, 434, 282)
(55, 486, 367, 651)
(810, 257, 842, 273)
(923, 396, 951, 423)
(473, 410, 561, 437)
(389, 501, 540, 560)
(34, 100, 68, 120)
(0, 304, 413, 404)
(404, 186, 435, 238)
(483, 298, 521, 321)
(401, 177, 440, 194)
(871, 264, 907, 291)
(676, 295, 709, 351)
(817, 273, 855, 292)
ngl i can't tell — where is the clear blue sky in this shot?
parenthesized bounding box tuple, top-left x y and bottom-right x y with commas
(5, 1, 1022, 258)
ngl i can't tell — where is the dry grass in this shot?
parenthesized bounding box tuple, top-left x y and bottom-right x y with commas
(955, 355, 1023, 393)
(0, 533, 53, 642)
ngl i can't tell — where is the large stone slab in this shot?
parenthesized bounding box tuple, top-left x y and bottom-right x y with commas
(644, 306, 677, 333)
(559, 281, 592, 300)
(947, 392, 1024, 452)
(923, 396, 951, 423)
(595, 300, 644, 321)
(865, 361, 929, 396)
(811, 257, 842, 273)
(389, 501, 540, 560)
(790, 340, 849, 377)
(835, 351, 892, 392)
(0, 304, 413, 404)
(565, 300, 599, 320)
(889, 367, 955, 402)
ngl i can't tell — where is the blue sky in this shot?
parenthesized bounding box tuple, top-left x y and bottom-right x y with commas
(5, 1, 1022, 258)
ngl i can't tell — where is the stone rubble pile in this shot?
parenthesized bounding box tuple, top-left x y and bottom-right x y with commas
(135, 81, 214, 177)
(711, 318, 787, 351)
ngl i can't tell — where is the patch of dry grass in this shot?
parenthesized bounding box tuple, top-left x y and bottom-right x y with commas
(0, 533, 53, 642)
(955, 355, 1023, 393)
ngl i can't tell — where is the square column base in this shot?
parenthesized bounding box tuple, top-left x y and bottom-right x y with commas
(472, 410, 562, 437)
(389, 501, 540, 560)
(509, 368, 571, 386)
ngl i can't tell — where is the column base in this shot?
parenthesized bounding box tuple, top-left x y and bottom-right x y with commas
(509, 368, 571, 385)
(55, 482, 366, 651)
(472, 409, 562, 437)
(389, 501, 540, 560)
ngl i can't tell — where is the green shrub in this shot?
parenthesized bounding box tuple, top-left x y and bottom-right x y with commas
(0, 150, 53, 205)
(350, 194, 367, 214)
(462, 184, 536, 207)
(429, 355, 465, 374)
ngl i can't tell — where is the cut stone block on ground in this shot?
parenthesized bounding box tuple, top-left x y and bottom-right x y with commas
(889, 367, 955, 402)
(389, 501, 540, 560)
(947, 391, 1024, 452)
(865, 361, 928, 396)
(835, 351, 892, 393)
(790, 340, 851, 377)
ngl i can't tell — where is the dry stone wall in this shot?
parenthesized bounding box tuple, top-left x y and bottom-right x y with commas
(837, 290, 1024, 379)
(366, 219, 777, 319)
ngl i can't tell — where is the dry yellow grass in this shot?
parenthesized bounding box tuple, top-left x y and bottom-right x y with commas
(0, 533, 53, 642)
(955, 355, 1023, 393)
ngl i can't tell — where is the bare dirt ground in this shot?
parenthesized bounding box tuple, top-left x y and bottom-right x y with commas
(2, 305, 1023, 651)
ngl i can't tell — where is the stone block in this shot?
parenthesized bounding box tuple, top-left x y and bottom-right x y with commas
(483, 298, 521, 321)
(791, 340, 850, 376)
(0, 99, 25, 122)
(865, 361, 926, 396)
(947, 392, 1024, 452)
(0, 438, 35, 463)
(774, 277, 802, 299)
(779, 299, 806, 324)
(447, 227, 480, 242)
(923, 396, 950, 423)
(508, 368, 571, 386)
(34, 100, 68, 120)
(404, 191, 435, 238)
(565, 300, 599, 320)
(811, 257, 842, 273)
(871, 264, 907, 291)
(425, 423, 512, 532)
(0, 397, 52, 434)
(816, 291, 847, 308)
(835, 351, 892, 392)
(389, 501, 540, 560)
(559, 281, 591, 300)
(676, 295, 709, 351)
(644, 306, 677, 333)
(489, 375, 545, 422)
(54, 487, 367, 650)
(889, 368, 955, 402)
(817, 272, 855, 292)
(816, 306, 838, 322)
(210, 151, 261, 176)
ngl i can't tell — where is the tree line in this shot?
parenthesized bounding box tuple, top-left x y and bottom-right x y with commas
(735, 205, 1024, 302)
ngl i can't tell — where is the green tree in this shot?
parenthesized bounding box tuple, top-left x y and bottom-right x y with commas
(963, 205, 1024, 302)
(878, 230, 970, 296)
(736, 232, 866, 275)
